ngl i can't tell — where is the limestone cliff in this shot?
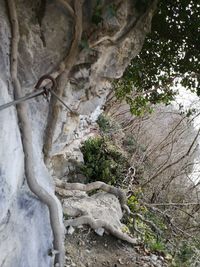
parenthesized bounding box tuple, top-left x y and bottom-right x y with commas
(0, 1, 156, 266)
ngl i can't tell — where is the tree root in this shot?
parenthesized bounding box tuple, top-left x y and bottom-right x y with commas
(57, 0, 75, 18)
(122, 204, 162, 235)
(65, 215, 138, 245)
(7, 1, 64, 266)
(89, 0, 158, 48)
(55, 179, 128, 210)
(56, 179, 139, 244)
(43, 0, 84, 160)
(55, 186, 87, 198)
(132, 212, 162, 235)
(56, 179, 162, 243)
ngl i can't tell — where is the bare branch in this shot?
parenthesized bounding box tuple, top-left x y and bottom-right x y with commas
(142, 127, 200, 187)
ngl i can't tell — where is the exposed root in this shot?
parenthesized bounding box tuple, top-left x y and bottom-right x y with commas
(132, 212, 162, 235)
(55, 179, 127, 210)
(89, 36, 114, 48)
(114, 0, 158, 44)
(7, 1, 64, 266)
(56, 179, 138, 244)
(57, 0, 75, 18)
(65, 215, 138, 245)
(43, 0, 84, 160)
(89, 0, 157, 48)
(55, 186, 87, 198)
(122, 203, 162, 235)
(57, 179, 161, 243)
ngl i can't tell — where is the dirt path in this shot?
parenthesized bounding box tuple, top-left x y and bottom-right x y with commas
(64, 227, 169, 267)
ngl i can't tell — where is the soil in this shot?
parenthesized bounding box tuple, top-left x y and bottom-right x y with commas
(64, 226, 169, 267)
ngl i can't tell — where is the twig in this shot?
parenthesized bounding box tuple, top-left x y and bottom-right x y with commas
(143, 127, 200, 187)
(124, 205, 162, 235)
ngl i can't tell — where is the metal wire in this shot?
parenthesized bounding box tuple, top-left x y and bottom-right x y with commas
(0, 74, 78, 115)
(0, 86, 78, 115)
(0, 88, 45, 111)
(49, 88, 77, 115)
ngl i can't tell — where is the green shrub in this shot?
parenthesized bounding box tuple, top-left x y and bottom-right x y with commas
(80, 137, 129, 185)
(173, 242, 197, 266)
(97, 115, 111, 133)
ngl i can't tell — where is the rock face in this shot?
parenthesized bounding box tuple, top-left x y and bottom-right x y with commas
(63, 192, 123, 230)
(0, 1, 156, 266)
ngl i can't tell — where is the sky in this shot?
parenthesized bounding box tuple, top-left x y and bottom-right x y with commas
(173, 86, 200, 184)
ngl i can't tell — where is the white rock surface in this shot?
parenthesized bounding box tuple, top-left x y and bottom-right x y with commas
(63, 193, 123, 231)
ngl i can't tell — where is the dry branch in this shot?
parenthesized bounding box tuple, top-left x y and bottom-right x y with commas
(142, 127, 200, 187)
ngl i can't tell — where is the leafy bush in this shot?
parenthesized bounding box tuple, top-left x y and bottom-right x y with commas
(173, 241, 200, 266)
(97, 114, 111, 133)
(127, 192, 169, 254)
(80, 137, 129, 185)
(113, 1, 200, 116)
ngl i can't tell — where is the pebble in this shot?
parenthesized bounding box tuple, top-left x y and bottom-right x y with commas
(159, 256, 164, 261)
(67, 226, 75, 235)
(95, 227, 105, 236)
(150, 254, 158, 262)
(118, 258, 124, 265)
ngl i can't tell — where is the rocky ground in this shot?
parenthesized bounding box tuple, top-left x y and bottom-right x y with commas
(64, 226, 169, 267)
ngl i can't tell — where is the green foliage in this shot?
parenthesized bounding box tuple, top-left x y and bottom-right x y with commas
(92, 0, 103, 25)
(127, 189, 146, 213)
(92, 1, 116, 25)
(123, 135, 146, 154)
(80, 137, 129, 185)
(173, 242, 198, 266)
(80, 39, 90, 50)
(145, 211, 167, 232)
(114, 0, 200, 115)
(97, 114, 121, 135)
(97, 114, 111, 133)
(127, 191, 169, 254)
(143, 228, 166, 253)
(107, 4, 117, 18)
(176, 243, 194, 264)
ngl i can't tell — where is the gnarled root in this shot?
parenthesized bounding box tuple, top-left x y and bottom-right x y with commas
(43, 0, 84, 160)
(55, 179, 127, 210)
(123, 205, 162, 235)
(7, 1, 64, 266)
(56, 179, 139, 244)
(65, 215, 138, 245)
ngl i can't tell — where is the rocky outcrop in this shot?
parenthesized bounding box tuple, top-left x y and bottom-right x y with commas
(0, 1, 156, 266)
